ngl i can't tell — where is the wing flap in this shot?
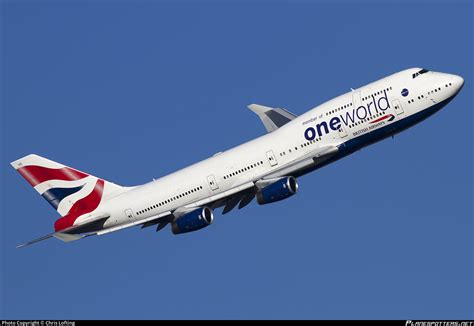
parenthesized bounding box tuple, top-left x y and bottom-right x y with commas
(222, 193, 245, 215)
(238, 190, 255, 209)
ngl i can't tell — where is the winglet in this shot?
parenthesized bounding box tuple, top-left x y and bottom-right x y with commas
(248, 104, 298, 133)
(247, 104, 274, 115)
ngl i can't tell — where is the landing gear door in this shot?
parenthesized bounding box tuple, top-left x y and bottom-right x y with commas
(392, 99, 404, 115)
(266, 150, 278, 167)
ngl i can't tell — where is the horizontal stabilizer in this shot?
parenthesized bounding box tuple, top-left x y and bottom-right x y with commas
(16, 214, 109, 248)
(16, 234, 53, 248)
(17, 232, 86, 248)
(248, 104, 297, 133)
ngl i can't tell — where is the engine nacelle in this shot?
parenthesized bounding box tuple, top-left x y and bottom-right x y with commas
(256, 176, 298, 205)
(171, 206, 214, 235)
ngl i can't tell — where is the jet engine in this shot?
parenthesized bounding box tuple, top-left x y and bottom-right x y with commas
(171, 206, 214, 234)
(256, 176, 298, 205)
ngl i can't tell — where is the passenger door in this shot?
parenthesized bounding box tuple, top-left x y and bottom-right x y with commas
(266, 150, 278, 167)
(125, 209, 134, 220)
(392, 99, 404, 115)
(338, 124, 348, 138)
(207, 174, 219, 191)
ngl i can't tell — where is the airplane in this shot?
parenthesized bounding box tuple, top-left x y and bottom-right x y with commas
(11, 67, 464, 247)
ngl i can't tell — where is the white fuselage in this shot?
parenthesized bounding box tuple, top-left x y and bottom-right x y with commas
(88, 68, 464, 230)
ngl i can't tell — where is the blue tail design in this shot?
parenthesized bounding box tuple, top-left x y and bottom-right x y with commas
(41, 185, 85, 209)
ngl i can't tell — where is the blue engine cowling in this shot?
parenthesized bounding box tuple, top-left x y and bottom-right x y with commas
(256, 176, 298, 205)
(171, 206, 214, 234)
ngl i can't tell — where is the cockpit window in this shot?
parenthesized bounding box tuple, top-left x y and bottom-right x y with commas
(412, 68, 429, 79)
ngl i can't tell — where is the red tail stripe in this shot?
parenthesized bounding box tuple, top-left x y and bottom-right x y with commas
(17, 165, 89, 187)
(54, 179, 105, 231)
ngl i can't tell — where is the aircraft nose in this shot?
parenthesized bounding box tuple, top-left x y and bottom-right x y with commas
(452, 74, 464, 92)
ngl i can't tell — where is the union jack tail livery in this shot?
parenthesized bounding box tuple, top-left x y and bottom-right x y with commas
(11, 154, 128, 246)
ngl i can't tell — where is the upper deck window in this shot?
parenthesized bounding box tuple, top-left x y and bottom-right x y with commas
(412, 68, 429, 79)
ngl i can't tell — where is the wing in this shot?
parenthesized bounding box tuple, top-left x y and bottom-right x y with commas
(248, 104, 298, 133)
(94, 182, 257, 235)
(207, 145, 339, 215)
(186, 146, 339, 216)
(98, 146, 339, 236)
(261, 145, 339, 180)
(95, 210, 172, 236)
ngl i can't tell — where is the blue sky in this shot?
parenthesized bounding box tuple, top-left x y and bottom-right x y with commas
(1, 0, 472, 320)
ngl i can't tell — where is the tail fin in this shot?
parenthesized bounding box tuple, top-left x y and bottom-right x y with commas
(11, 154, 128, 230)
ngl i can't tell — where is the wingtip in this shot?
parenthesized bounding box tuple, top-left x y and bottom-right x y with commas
(247, 104, 273, 113)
